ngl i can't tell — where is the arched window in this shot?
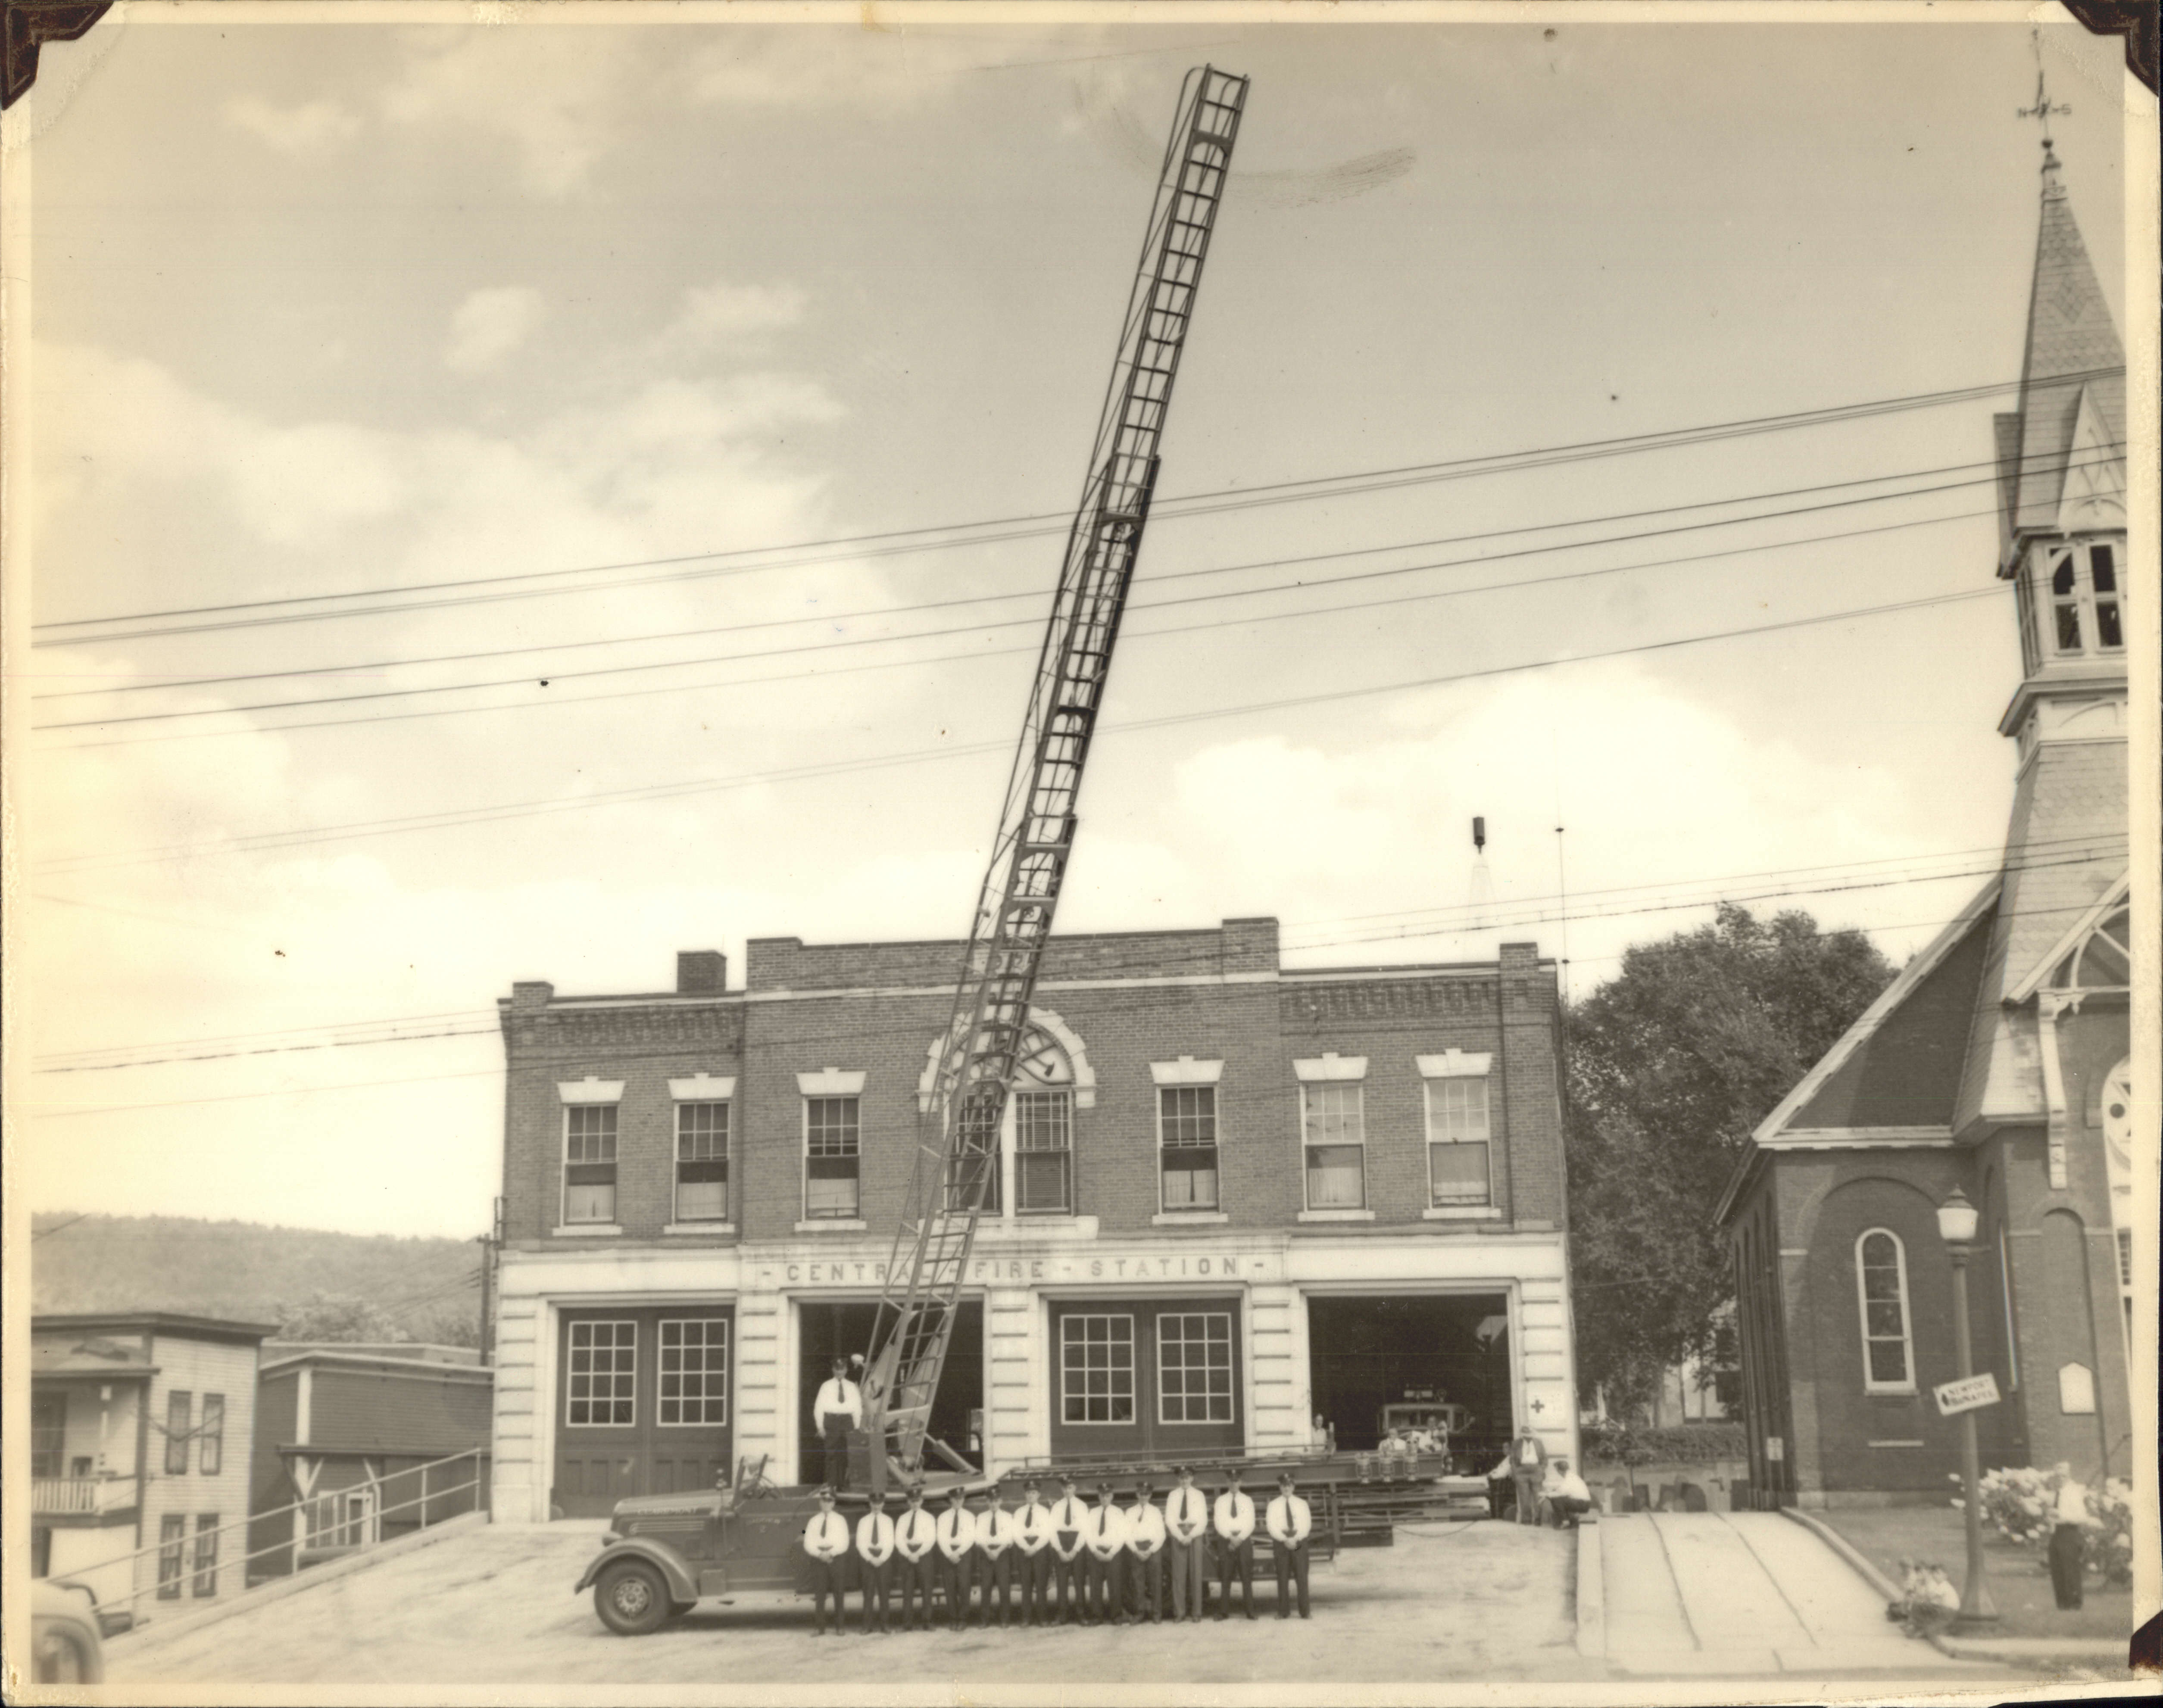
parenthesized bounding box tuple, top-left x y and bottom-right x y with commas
(1855, 1229, 1915, 1393)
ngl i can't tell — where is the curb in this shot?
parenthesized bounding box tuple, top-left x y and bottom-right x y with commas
(1574, 1518, 1605, 1659)
(1779, 1505, 1958, 1661)
(107, 1510, 489, 1654)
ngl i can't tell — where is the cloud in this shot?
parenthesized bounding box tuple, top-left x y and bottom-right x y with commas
(383, 29, 640, 197)
(444, 286, 547, 373)
(222, 95, 362, 153)
(655, 281, 806, 358)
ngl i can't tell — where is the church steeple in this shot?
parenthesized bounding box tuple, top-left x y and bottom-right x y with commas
(1991, 115, 2127, 751)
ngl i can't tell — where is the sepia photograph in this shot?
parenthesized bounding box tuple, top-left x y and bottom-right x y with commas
(3, 3, 2156, 1701)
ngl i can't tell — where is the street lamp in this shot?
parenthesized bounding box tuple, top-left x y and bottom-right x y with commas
(1935, 1186, 1998, 1631)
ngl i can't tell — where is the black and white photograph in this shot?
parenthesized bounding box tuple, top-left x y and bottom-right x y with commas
(5, 3, 2156, 1700)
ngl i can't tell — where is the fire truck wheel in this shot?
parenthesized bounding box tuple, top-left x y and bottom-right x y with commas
(595, 1560, 674, 1635)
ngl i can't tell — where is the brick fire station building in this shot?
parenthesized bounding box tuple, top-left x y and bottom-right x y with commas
(487, 922, 1579, 1520)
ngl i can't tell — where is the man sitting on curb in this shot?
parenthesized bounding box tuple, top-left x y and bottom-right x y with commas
(1539, 1457, 1593, 1528)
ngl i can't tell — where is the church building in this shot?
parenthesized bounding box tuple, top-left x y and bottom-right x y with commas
(1717, 131, 2134, 1506)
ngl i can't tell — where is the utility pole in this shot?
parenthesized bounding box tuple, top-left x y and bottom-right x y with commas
(477, 1196, 503, 1366)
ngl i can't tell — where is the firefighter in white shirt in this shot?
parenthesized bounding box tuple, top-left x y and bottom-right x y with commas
(894, 1484, 939, 1631)
(1212, 1465, 1258, 1621)
(1083, 1483, 1130, 1626)
(811, 1358, 864, 1491)
(1047, 1473, 1091, 1625)
(1012, 1478, 1055, 1626)
(935, 1485, 979, 1629)
(854, 1489, 896, 1635)
(1265, 1470, 1314, 1620)
(1164, 1465, 1211, 1622)
(974, 1488, 1018, 1627)
(1125, 1480, 1168, 1624)
(802, 1486, 852, 1637)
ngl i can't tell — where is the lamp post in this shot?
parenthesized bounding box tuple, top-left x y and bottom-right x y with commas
(1935, 1187, 1998, 1630)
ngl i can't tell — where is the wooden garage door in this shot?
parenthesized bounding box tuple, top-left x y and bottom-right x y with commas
(553, 1307, 733, 1518)
(1048, 1296, 1243, 1465)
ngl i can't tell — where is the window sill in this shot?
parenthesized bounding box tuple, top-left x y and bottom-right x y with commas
(663, 1222, 737, 1236)
(794, 1219, 868, 1234)
(1298, 1209, 1375, 1222)
(552, 1224, 622, 1237)
(1863, 1386, 1918, 1399)
(1423, 1206, 1501, 1222)
(1151, 1210, 1229, 1226)
(978, 1215, 1099, 1240)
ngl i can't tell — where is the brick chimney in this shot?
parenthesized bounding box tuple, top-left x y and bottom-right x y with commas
(676, 951, 727, 995)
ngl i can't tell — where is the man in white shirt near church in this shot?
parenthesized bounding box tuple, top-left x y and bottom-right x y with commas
(811, 1357, 863, 1491)
(1125, 1479, 1168, 1623)
(1084, 1483, 1130, 1626)
(1164, 1465, 1210, 1622)
(802, 1486, 852, 1637)
(894, 1484, 939, 1631)
(1048, 1473, 1091, 1625)
(1212, 1465, 1258, 1621)
(854, 1489, 896, 1634)
(1012, 1478, 1055, 1626)
(1266, 1470, 1314, 1620)
(935, 1484, 979, 1629)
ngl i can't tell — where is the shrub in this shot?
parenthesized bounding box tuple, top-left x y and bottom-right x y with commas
(1580, 1420, 1745, 1468)
(1961, 1466, 2133, 1586)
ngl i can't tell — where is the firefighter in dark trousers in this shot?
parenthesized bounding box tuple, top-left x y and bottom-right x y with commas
(894, 1485, 939, 1630)
(1013, 1480, 1055, 1625)
(1266, 1471, 1314, 1620)
(1212, 1467, 1258, 1620)
(811, 1357, 863, 1491)
(935, 1486, 978, 1629)
(854, 1490, 896, 1634)
(1048, 1474, 1090, 1624)
(974, 1488, 1017, 1627)
(1125, 1480, 1167, 1622)
(1164, 1465, 1210, 1622)
(1508, 1431, 1548, 1525)
(1084, 1484, 1130, 1625)
(802, 1487, 852, 1636)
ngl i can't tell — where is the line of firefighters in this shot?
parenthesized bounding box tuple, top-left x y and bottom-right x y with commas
(799, 1464, 1315, 1635)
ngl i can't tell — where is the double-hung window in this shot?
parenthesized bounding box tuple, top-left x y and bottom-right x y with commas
(2038, 541, 2127, 661)
(1158, 1088, 1220, 1210)
(559, 1079, 625, 1227)
(1296, 1055, 1368, 1210)
(1015, 1091, 1073, 1214)
(1420, 1051, 1494, 1209)
(800, 1071, 866, 1221)
(157, 1515, 187, 1598)
(1856, 1229, 1915, 1392)
(192, 1515, 220, 1597)
(198, 1395, 225, 1477)
(165, 1391, 193, 1475)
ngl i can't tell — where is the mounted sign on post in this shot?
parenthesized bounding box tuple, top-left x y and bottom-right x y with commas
(1933, 1372, 2001, 1417)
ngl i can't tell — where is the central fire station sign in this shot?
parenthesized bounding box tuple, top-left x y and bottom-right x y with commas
(1932, 1373, 2001, 1416)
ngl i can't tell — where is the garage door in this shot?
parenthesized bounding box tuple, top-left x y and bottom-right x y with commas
(553, 1306, 734, 1518)
(1306, 1293, 1511, 1457)
(1048, 1296, 1244, 1465)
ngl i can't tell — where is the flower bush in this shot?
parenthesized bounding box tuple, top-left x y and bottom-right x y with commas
(1960, 1466, 2133, 1585)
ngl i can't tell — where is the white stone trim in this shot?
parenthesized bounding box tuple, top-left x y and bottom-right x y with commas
(662, 1223, 737, 1237)
(551, 1224, 622, 1237)
(1297, 1209, 1375, 1223)
(1292, 1053, 1367, 1083)
(668, 1074, 736, 1101)
(1149, 1056, 1224, 1086)
(1416, 1050, 1492, 1079)
(793, 1219, 868, 1234)
(1423, 1206, 1503, 1222)
(556, 1078, 624, 1105)
(917, 1006, 1097, 1112)
(1151, 1210, 1229, 1226)
(796, 1069, 865, 1097)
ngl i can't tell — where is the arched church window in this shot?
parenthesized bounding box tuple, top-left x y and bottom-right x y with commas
(2040, 542, 2127, 659)
(1855, 1229, 1915, 1393)
(2054, 903, 2131, 991)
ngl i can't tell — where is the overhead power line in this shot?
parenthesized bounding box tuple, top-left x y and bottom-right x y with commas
(28, 365, 2122, 648)
(36, 580, 2014, 873)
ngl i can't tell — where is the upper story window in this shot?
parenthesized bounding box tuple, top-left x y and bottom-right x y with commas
(558, 1079, 625, 1228)
(1152, 1058, 1224, 1213)
(1855, 1228, 1915, 1392)
(1419, 1050, 1494, 1209)
(31, 1392, 66, 1479)
(1015, 1091, 1072, 1214)
(2030, 539, 2126, 665)
(799, 1070, 867, 1221)
(669, 1078, 735, 1225)
(165, 1390, 193, 1475)
(199, 1395, 225, 1477)
(1295, 1054, 1368, 1211)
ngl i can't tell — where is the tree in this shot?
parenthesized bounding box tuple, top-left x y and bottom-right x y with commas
(276, 1291, 411, 1343)
(1565, 902, 1894, 1418)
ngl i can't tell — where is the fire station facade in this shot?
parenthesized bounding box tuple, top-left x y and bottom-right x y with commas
(487, 921, 1579, 1522)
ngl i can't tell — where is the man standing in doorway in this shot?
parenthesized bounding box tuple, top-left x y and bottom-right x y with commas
(1508, 1430, 1548, 1525)
(812, 1357, 863, 1492)
(1265, 1470, 1313, 1620)
(1165, 1465, 1209, 1622)
(1213, 1466, 1258, 1621)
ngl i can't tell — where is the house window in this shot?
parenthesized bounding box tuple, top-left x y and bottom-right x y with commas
(563, 1104, 619, 1225)
(1158, 1087, 1220, 1210)
(165, 1390, 193, 1475)
(31, 1392, 65, 1479)
(1302, 1083, 1366, 1209)
(192, 1515, 220, 1597)
(566, 1320, 637, 1427)
(1061, 1313, 1135, 1424)
(804, 1096, 861, 1219)
(1016, 1091, 1073, 1214)
(1157, 1312, 1235, 1424)
(658, 1318, 729, 1426)
(675, 1102, 729, 1223)
(1426, 1078, 1492, 1206)
(1856, 1229, 1915, 1391)
(199, 1395, 225, 1477)
(157, 1515, 187, 1598)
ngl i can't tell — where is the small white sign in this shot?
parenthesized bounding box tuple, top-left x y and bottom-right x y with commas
(1933, 1373, 2002, 1416)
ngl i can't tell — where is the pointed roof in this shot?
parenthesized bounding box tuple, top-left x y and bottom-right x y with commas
(2001, 146, 2126, 550)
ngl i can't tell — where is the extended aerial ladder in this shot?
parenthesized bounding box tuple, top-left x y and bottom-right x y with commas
(858, 66, 1250, 1491)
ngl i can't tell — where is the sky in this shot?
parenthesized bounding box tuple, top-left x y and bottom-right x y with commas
(6, 6, 2143, 1239)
